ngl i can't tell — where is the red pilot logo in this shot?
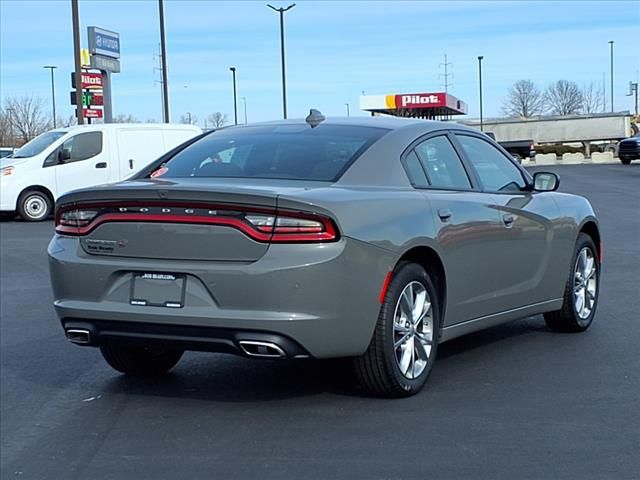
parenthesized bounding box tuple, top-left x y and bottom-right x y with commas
(400, 94, 440, 107)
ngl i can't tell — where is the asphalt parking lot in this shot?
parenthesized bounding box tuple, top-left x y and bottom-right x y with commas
(1, 164, 639, 480)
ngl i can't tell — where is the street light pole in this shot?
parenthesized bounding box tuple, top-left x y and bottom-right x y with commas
(609, 40, 614, 113)
(43, 66, 57, 128)
(242, 96, 248, 124)
(230, 67, 238, 125)
(159, 0, 171, 122)
(345, 103, 350, 117)
(477, 55, 484, 132)
(267, 3, 295, 119)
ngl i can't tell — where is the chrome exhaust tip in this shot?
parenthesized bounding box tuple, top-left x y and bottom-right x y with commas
(66, 329, 91, 345)
(238, 340, 286, 358)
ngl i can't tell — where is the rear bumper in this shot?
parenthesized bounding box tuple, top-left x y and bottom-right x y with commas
(49, 235, 394, 358)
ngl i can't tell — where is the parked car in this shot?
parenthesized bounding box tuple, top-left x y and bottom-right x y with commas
(0, 147, 16, 159)
(0, 123, 202, 221)
(617, 132, 640, 164)
(49, 114, 601, 397)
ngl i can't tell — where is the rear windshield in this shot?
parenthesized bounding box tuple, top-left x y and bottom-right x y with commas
(157, 124, 388, 181)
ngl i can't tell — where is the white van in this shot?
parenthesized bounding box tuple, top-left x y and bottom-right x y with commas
(0, 123, 202, 221)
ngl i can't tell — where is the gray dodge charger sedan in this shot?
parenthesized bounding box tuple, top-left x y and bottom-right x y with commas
(49, 114, 601, 397)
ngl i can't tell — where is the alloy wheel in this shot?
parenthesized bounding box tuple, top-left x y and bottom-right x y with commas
(393, 281, 434, 380)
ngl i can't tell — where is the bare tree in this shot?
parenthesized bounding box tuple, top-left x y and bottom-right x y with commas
(56, 114, 77, 128)
(544, 80, 583, 116)
(502, 80, 545, 118)
(3, 95, 51, 144)
(207, 112, 227, 128)
(0, 108, 13, 146)
(581, 81, 604, 114)
(113, 114, 140, 123)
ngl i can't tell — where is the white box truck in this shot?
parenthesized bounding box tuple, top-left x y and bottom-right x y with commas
(0, 123, 202, 221)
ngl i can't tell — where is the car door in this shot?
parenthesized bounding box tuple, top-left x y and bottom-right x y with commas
(46, 131, 109, 196)
(452, 132, 560, 311)
(406, 133, 508, 325)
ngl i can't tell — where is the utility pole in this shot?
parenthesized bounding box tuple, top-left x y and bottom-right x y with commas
(602, 72, 607, 112)
(477, 55, 484, 131)
(439, 54, 453, 93)
(230, 67, 238, 125)
(609, 40, 614, 113)
(43, 66, 57, 128)
(159, 0, 170, 122)
(71, 0, 84, 125)
(267, 3, 295, 119)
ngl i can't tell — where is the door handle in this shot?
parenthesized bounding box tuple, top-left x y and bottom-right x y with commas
(129, 159, 134, 170)
(95, 162, 107, 169)
(438, 208, 452, 221)
(502, 214, 515, 227)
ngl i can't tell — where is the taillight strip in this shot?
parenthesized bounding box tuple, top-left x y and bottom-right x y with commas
(56, 203, 339, 243)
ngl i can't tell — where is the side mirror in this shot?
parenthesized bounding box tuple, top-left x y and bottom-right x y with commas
(532, 171, 560, 192)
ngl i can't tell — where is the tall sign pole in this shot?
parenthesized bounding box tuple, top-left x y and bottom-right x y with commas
(477, 56, 484, 132)
(159, 0, 170, 123)
(72, 0, 84, 125)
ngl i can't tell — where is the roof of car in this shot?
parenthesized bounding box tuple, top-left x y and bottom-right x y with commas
(50, 123, 203, 134)
(230, 116, 466, 132)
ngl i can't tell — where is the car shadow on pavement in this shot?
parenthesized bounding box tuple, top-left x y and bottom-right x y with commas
(100, 316, 551, 402)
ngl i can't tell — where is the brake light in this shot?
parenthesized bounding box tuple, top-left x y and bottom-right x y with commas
(55, 202, 338, 243)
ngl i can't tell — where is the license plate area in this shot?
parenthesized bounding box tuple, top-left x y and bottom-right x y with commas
(130, 273, 186, 308)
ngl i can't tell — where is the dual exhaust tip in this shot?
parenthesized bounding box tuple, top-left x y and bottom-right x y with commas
(65, 329, 287, 358)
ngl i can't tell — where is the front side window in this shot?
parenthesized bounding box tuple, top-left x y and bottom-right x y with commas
(157, 124, 388, 182)
(414, 135, 471, 189)
(455, 134, 526, 192)
(60, 132, 103, 163)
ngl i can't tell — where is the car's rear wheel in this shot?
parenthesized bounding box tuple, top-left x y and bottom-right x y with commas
(544, 233, 599, 332)
(100, 343, 184, 376)
(354, 262, 440, 397)
(17, 190, 52, 222)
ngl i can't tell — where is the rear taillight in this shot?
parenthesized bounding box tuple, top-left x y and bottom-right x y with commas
(55, 202, 338, 243)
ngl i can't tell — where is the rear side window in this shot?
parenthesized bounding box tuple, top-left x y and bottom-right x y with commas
(414, 135, 471, 189)
(159, 124, 388, 181)
(403, 151, 429, 187)
(62, 132, 103, 163)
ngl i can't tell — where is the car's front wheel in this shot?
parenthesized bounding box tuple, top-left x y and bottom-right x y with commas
(355, 262, 440, 397)
(17, 190, 52, 222)
(100, 343, 184, 376)
(544, 233, 600, 332)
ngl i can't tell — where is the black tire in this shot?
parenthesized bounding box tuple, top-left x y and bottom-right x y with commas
(354, 262, 440, 397)
(100, 343, 184, 376)
(544, 233, 600, 333)
(17, 190, 52, 222)
(510, 152, 523, 164)
(620, 157, 632, 165)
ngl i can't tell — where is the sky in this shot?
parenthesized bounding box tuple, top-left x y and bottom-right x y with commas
(1, 0, 639, 126)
